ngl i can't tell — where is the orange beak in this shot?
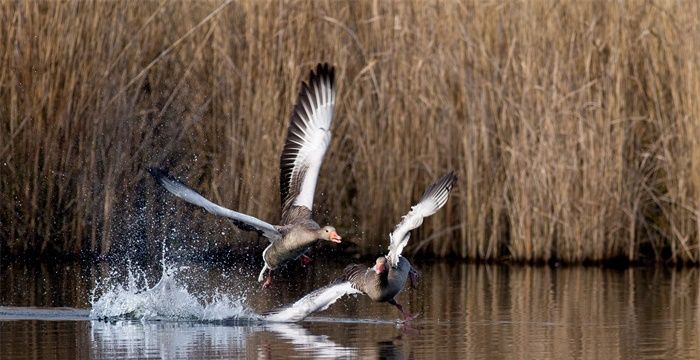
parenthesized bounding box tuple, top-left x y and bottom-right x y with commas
(330, 231, 342, 243)
(373, 262, 385, 274)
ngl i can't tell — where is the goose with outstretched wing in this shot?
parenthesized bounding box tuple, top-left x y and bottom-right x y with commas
(266, 172, 457, 322)
(149, 63, 341, 288)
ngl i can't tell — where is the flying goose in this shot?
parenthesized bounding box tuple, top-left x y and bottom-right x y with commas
(266, 171, 457, 322)
(149, 63, 341, 288)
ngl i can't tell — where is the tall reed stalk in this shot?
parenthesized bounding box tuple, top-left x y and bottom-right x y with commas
(1, 1, 699, 263)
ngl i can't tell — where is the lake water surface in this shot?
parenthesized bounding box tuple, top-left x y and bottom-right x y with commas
(0, 260, 698, 359)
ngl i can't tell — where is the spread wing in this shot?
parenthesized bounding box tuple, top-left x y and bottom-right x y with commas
(148, 168, 282, 241)
(386, 171, 457, 267)
(279, 63, 336, 218)
(264, 281, 359, 323)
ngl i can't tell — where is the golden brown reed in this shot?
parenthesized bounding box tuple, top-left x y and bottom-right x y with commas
(1, 1, 700, 263)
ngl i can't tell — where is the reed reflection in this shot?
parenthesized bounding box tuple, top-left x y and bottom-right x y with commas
(1, 262, 699, 359)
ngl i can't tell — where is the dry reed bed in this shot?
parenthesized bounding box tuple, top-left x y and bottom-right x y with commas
(1, 1, 700, 263)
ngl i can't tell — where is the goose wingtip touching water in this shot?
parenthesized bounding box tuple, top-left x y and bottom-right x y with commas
(266, 171, 457, 322)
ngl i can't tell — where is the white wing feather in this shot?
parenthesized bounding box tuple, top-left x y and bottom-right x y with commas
(280, 64, 336, 212)
(264, 281, 359, 323)
(149, 168, 281, 241)
(387, 172, 457, 267)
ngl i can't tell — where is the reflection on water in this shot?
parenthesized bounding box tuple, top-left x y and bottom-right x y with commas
(90, 321, 255, 359)
(1, 261, 700, 359)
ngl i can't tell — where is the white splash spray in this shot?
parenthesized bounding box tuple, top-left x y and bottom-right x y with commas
(89, 253, 260, 322)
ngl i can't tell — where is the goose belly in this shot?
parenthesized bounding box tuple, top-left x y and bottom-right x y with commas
(378, 258, 411, 302)
(361, 258, 411, 302)
(263, 232, 316, 269)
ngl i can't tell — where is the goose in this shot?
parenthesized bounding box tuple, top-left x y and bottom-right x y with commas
(266, 171, 457, 322)
(149, 63, 341, 288)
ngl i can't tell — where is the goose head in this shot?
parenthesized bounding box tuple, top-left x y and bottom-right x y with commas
(373, 257, 387, 274)
(318, 226, 342, 243)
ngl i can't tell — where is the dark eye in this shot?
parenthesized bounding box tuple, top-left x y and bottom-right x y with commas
(325, 229, 329, 233)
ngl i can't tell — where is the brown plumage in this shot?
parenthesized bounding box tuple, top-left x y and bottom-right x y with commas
(264, 208, 322, 270)
(337, 256, 417, 320)
(342, 256, 413, 302)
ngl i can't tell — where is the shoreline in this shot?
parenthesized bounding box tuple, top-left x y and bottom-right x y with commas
(1, 245, 696, 269)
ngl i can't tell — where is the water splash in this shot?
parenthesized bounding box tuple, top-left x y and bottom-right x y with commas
(88, 242, 361, 323)
(89, 260, 260, 322)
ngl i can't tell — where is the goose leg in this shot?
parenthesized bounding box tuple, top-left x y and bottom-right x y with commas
(388, 299, 418, 321)
(258, 264, 268, 282)
(258, 265, 274, 288)
(262, 271, 273, 289)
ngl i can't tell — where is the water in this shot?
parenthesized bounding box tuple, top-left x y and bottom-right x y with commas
(1, 260, 699, 359)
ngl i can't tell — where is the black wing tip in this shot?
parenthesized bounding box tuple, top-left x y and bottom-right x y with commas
(312, 62, 335, 84)
(147, 167, 190, 190)
(147, 167, 170, 182)
(442, 171, 458, 191)
(435, 170, 458, 190)
(422, 171, 458, 200)
(298, 63, 335, 91)
(307, 63, 336, 93)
